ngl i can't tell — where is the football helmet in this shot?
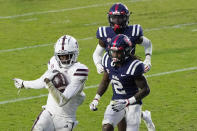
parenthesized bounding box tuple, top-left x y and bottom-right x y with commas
(108, 3, 130, 31)
(108, 34, 133, 63)
(54, 35, 79, 68)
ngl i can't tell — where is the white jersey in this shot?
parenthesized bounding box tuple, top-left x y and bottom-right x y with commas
(23, 56, 89, 119)
(46, 56, 88, 118)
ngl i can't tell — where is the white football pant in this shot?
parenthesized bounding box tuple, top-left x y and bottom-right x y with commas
(102, 101, 141, 131)
(32, 110, 77, 131)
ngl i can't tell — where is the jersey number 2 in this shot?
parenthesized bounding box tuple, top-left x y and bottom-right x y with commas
(111, 79, 126, 95)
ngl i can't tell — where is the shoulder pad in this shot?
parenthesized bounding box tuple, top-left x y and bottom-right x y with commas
(126, 60, 144, 76)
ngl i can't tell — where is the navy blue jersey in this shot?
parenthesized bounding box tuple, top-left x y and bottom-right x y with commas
(96, 25, 143, 54)
(102, 53, 144, 104)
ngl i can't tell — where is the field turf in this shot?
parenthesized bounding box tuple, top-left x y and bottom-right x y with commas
(0, 0, 197, 130)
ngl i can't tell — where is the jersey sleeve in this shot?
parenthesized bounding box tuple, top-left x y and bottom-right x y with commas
(126, 60, 144, 76)
(131, 24, 143, 38)
(63, 64, 89, 99)
(96, 26, 107, 41)
(133, 62, 144, 76)
(101, 52, 109, 71)
(23, 70, 50, 89)
(138, 24, 143, 37)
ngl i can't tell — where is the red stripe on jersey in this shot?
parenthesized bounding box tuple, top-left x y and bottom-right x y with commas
(76, 69, 89, 72)
(74, 73, 88, 76)
(62, 36, 66, 50)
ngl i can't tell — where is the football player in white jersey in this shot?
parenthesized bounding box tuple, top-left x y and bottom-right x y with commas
(92, 3, 155, 131)
(13, 35, 89, 131)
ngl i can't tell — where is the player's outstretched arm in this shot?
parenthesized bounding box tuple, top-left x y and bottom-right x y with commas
(90, 71, 110, 111)
(13, 70, 52, 89)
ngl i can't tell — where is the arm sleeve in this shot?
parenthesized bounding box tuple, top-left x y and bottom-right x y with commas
(63, 75, 87, 100)
(140, 36, 152, 56)
(23, 70, 49, 89)
(93, 44, 105, 66)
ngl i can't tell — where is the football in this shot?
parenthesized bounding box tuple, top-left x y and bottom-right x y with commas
(52, 73, 68, 93)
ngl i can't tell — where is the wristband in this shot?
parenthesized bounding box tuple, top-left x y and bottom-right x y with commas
(94, 94, 101, 101)
(128, 96, 136, 105)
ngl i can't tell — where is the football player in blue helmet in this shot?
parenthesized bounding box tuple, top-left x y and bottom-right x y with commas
(108, 3, 130, 33)
(93, 2, 152, 74)
(90, 34, 151, 131)
(92, 3, 155, 131)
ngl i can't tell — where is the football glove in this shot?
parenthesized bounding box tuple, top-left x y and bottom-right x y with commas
(89, 94, 101, 111)
(143, 55, 151, 73)
(13, 78, 24, 89)
(96, 63, 104, 74)
(111, 97, 136, 112)
(45, 70, 59, 81)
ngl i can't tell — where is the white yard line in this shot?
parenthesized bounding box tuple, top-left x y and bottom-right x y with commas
(0, 0, 144, 19)
(192, 29, 197, 32)
(0, 37, 94, 53)
(0, 23, 196, 54)
(0, 66, 197, 105)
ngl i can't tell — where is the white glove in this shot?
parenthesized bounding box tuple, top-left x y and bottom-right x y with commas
(13, 78, 24, 89)
(96, 63, 104, 74)
(89, 94, 101, 111)
(111, 99, 129, 112)
(45, 70, 59, 80)
(143, 55, 151, 73)
(89, 99, 99, 111)
(112, 97, 136, 112)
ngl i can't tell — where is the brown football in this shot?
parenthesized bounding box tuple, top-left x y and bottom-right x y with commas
(52, 73, 68, 93)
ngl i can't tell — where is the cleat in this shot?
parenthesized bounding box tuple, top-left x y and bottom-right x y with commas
(142, 110, 155, 131)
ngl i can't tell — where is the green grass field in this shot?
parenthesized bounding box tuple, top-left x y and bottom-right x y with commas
(0, 0, 197, 130)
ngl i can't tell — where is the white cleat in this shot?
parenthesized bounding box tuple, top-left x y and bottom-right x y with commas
(142, 110, 155, 131)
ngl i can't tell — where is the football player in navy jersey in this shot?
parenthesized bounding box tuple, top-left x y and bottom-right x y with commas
(92, 3, 155, 131)
(90, 34, 151, 131)
(93, 3, 152, 74)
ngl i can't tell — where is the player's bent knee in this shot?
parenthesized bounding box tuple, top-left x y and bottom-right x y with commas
(102, 124, 114, 131)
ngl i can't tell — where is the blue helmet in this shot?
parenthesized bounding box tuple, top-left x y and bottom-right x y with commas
(108, 3, 130, 31)
(108, 34, 133, 63)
